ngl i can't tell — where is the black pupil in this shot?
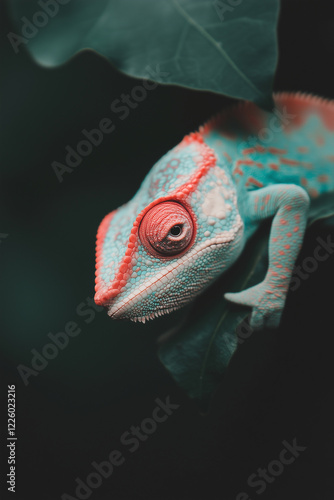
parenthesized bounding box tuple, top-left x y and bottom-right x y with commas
(170, 225, 182, 237)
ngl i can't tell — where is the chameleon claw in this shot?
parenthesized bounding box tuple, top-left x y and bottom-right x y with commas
(249, 308, 283, 330)
(225, 282, 284, 330)
(224, 289, 256, 307)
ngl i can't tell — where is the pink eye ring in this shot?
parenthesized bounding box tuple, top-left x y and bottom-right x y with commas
(139, 201, 195, 257)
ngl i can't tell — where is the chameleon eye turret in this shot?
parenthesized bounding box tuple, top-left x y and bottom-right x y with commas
(138, 201, 194, 257)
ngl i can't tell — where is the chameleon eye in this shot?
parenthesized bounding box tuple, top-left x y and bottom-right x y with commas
(139, 201, 194, 257)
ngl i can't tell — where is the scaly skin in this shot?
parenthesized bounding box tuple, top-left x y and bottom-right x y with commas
(95, 93, 334, 328)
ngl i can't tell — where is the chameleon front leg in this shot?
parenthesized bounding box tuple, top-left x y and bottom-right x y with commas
(225, 184, 310, 329)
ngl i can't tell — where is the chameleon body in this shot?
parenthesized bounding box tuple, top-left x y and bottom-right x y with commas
(95, 93, 334, 328)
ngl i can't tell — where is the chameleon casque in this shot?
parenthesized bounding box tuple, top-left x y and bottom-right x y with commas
(95, 93, 334, 328)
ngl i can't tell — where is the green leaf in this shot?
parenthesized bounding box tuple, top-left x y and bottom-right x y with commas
(7, 0, 279, 105)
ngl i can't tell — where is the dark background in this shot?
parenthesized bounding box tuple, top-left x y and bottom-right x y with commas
(1, 1, 334, 499)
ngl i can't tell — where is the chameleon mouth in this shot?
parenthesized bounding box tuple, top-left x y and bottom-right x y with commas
(123, 306, 182, 324)
(107, 223, 243, 322)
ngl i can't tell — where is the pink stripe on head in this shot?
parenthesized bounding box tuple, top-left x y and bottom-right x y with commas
(95, 211, 116, 305)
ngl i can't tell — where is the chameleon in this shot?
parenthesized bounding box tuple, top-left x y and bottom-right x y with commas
(94, 92, 334, 329)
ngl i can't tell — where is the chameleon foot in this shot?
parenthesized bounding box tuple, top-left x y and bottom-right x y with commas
(224, 281, 285, 330)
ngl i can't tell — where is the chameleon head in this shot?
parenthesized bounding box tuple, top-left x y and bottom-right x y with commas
(94, 132, 244, 322)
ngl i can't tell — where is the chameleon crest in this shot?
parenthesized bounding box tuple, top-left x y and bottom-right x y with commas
(95, 93, 334, 328)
